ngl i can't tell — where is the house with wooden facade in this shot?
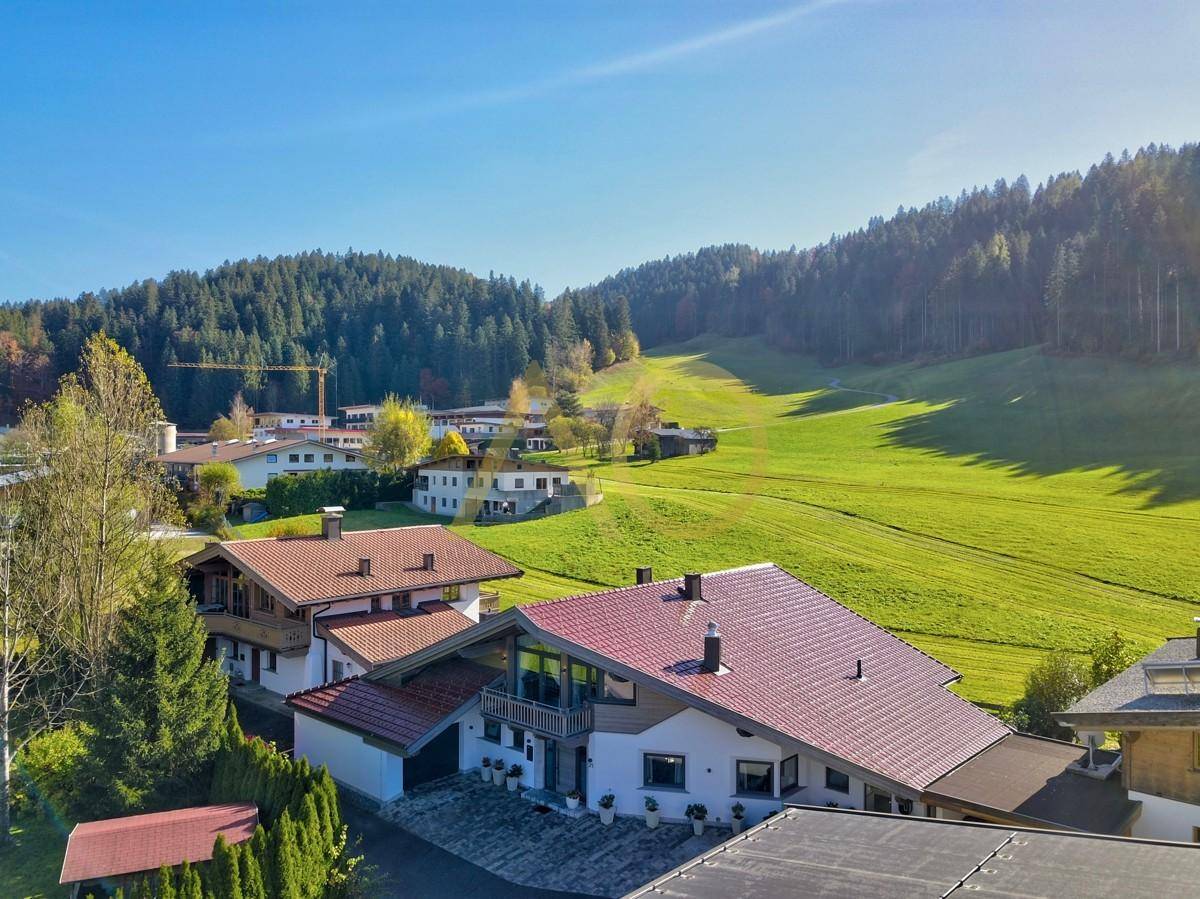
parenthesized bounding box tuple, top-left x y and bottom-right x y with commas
(1058, 630, 1200, 842)
(184, 512, 521, 695)
(286, 564, 1131, 832)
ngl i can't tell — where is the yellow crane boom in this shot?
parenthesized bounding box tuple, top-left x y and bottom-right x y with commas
(168, 361, 332, 442)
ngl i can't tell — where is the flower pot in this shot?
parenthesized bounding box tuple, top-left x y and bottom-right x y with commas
(732, 817, 744, 835)
(506, 776, 519, 792)
(566, 796, 580, 810)
(599, 806, 616, 825)
(492, 767, 505, 786)
(645, 809, 660, 829)
(480, 767, 492, 783)
(691, 819, 705, 837)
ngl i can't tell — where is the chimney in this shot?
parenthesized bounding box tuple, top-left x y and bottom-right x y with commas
(423, 552, 436, 571)
(681, 572, 702, 601)
(702, 621, 721, 672)
(358, 557, 372, 577)
(321, 513, 343, 541)
(210, 441, 219, 457)
(636, 566, 653, 585)
(855, 659, 864, 680)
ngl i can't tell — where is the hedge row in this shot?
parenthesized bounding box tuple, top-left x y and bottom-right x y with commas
(264, 469, 410, 517)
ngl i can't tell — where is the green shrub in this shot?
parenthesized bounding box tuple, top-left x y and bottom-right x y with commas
(264, 469, 410, 517)
(13, 723, 89, 818)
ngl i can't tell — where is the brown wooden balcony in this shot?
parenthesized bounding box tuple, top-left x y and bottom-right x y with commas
(480, 686, 593, 738)
(199, 610, 310, 655)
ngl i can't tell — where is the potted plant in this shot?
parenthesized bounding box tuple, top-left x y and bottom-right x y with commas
(685, 803, 708, 836)
(480, 756, 492, 783)
(644, 795, 660, 829)
(565, 788, 582, 810)
(598, 792, 616, 825)
(506, 763, 524, 792)
(731, 802, 746, 835)
(492, 757, 506, 786)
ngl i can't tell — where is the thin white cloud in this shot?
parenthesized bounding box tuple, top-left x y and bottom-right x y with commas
(214, 0, 850, 146)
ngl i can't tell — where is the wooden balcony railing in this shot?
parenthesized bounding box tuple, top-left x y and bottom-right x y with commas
(480, 687, 593, 738)
(199, 610, 310, 654)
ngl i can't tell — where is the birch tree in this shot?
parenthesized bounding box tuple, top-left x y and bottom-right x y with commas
(1, 334, 180, 840)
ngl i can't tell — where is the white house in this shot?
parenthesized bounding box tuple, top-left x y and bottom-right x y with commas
(252, 411, 335, 430)
(340, 404, 383, 431)
(156, 437, 367, 490)
(411, 453, 573, 518)
(288, 564, 1133, 833)
(184, 515, 522, 696)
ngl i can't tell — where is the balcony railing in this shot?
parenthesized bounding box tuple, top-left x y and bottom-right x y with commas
(478, 591, 501, 617)
(199, 609, 310, 654)
(480, 687, 593, 739)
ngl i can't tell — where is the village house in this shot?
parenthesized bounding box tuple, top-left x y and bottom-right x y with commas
(251, 411, 335, 430)
(411, 452, 585, 519)
(340, 403, 384, 430)
(286, 564, 1131, 832)
(645, 425, 717, 459)
(1057, 627, 1200, 842)
(184, 513, 522, 695)
(59, 803, 258, 897)
(255, 425, 369, 450)
(156, 436, 367, 490)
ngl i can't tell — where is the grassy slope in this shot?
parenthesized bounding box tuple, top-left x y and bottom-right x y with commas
(220, 337, 1200, 710)
(466, 336, 1200, 709)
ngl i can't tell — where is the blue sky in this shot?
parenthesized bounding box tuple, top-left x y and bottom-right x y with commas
(2, 1, 1198, 302)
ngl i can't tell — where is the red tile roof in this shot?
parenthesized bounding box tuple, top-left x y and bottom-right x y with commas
(194, 525, 521, 605)
(287, 658, 499, 749)
(518, 564, 1009, 791)
(318, 601, 476, 667)
(60, 803, 258, 884)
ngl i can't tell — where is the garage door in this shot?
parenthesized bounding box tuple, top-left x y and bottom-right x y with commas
(403, 723, 460, 790)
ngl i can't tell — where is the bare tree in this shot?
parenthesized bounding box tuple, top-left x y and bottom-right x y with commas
(228, 391, 255, 440)
(1, 334, 180, 841)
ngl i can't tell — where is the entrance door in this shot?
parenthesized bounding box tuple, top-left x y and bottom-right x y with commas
(544, 739, 557, 792)
(250, 648, 261, 683)
(574, 747, 587, 801)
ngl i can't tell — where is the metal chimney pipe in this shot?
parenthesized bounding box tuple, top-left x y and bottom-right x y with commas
(703, 621, 721, 672)
(855, 659, 864, 679)
(684, 572, 702, 601)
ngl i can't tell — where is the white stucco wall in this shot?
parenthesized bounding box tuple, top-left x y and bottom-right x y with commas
(294, 712, 404, 804)
(234, 444, 366, 489)
(412, 466, 566, 517)
(456, 706, 535, 786)
(1129, 790, 1200, 841)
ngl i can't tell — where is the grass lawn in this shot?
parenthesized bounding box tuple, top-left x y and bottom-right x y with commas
(0, 812, 70, 898)
(220, 336, 1200, 711)
(226, 506, 441, 540)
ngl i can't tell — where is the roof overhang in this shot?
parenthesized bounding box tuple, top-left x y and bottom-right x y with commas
(1055, 710, 1200, 729)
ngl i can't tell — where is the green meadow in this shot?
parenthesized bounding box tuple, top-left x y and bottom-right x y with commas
(229, 336, 1200, 710)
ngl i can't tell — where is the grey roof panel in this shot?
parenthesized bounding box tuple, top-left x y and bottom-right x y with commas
(1058, 637, 1200, 725)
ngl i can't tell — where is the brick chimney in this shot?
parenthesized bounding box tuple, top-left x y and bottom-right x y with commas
(423, 552, 436, 571)
(702, 621, 721, 672)
(680, 572, 702, 601)
(358, 557, 372, 577)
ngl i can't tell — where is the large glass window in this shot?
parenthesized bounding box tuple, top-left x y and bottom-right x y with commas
(736, 760, 774, 795)
(517, 638, 561, 707)
(825, 767, 850, 794)
(568, 662, 635, 706)
(643, 753, 686, 789)
(603, 673, 635, 704)
(780, 754, 800, 793)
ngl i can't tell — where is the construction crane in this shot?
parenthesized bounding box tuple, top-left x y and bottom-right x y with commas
(169, 360, 333, 443)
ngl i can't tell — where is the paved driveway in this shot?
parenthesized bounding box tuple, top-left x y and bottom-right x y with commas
(382, 774, 726, 897)
(345, 802, 587, 899)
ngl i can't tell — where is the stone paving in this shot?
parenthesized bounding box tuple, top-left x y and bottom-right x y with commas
(381, 773, 727, 897)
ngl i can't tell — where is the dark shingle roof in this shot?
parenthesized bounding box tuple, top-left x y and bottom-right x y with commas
(924, 732, 1140, 834)
(627, 806, 1200, 899)
(518, 564, 1009, 790)
(1058, 637, 1200, 727)
(287, 658, 499, 750)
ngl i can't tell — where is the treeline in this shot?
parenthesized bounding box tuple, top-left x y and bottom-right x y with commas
(0, 251, 550, 425)
(575, 143, 1200, 364)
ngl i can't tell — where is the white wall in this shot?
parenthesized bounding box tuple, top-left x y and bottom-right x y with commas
(294, 712, 404, 804)
(456, 706, 534, 786)
(587, 707, 784, 827)
(234, 444, 367, 489)
(1130, 790, 1200, 841)
(413, 466, 566, 517)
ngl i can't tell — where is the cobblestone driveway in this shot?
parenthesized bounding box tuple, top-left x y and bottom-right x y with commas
(382, 774, 727, 897)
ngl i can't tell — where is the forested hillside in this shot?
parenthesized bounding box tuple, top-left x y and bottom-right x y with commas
(0, 252, 635, 425)
(580, 144, 1200, 364)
